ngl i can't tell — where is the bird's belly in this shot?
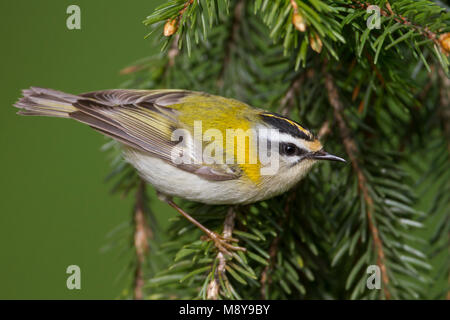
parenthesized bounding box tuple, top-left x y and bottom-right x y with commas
(123, 149, 261, 205)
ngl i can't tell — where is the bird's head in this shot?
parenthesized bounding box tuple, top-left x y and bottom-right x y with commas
(256, 112, 345, 186)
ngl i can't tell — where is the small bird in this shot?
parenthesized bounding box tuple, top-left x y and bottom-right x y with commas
(15, 87, 345, 253)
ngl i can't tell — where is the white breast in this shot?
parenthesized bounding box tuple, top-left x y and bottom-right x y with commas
(123, 149, 316, 205)
(124, 149, 257, 204)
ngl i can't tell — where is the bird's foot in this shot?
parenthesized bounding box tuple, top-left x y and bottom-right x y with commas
(201, 231, 246, 255)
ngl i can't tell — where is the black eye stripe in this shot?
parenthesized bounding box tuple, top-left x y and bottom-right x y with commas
(279, 143, 307, 157)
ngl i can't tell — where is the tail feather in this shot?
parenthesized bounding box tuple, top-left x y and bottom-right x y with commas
(14, 87, 155, 153)
(14, 87, 79, 118)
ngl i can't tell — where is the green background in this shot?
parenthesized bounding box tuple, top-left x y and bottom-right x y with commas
(0, 0, 165, 299)
(0, 0, 445, 300)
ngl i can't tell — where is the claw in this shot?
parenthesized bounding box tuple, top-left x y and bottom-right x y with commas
(203, 231, 246, 254)
(216, 234, 240, 243)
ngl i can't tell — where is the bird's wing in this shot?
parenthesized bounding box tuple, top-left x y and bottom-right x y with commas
(71, 89, 241, 181)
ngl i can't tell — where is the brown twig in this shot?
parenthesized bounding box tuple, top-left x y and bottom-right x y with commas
(160, 34, 181, 81)
(279, 69, 317, 116)
(168, 34, 181, 67)
(259, 235, 280, 299)
(289, 0, 299, 12)
(324, 68, 391, 299)
(133, 179, 152, 300)
(318, 120, 331, 140)
(279, 74, 306, 116)
(179, 0, 194, 17)
(385, 1, 394, 16)
(206, 207, 237, 300)
(437, 69, 450, 300)
(260, 192, 295, 299)
(217, 0, 244, 89)
(119, 64, 146, 75)
(365, 52, 385, 87)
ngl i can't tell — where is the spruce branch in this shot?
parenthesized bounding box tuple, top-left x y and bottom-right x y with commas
(348, 0, 445, 50)
(107, 0, 450, 300)
(324, 68, 391, 299)
(206, 207, 237, 300)
(163, 0, 194, 37)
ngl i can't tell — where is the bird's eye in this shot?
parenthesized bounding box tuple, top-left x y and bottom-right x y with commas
(280, 143, 301, 156)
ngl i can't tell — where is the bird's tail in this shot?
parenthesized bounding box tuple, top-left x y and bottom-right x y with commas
(14, 87, 79, 118)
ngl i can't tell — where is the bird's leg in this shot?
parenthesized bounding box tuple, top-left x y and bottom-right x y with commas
(159, 193, 246, 254)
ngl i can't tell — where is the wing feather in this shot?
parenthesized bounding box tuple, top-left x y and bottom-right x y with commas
(71, 89, 239, 181)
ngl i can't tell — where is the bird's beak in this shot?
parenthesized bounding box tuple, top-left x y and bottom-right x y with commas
(309, 150, 346, 163)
